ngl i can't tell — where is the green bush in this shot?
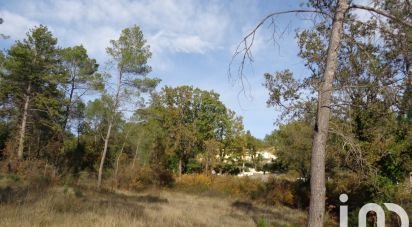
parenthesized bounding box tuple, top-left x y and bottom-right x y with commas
(0, 173, 20, 183)
(257, 218, 268, 227)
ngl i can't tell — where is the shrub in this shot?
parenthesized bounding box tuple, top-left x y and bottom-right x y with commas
(0, 160, 54, 191)
(115, 163, 175, 191)
(175, 174, 311, 209)
(176, 174, 213, 193)
(12, 160, 57, 181)
(30, 175, 52, 190)
(175, 174, 264, 199)
(257, 177, 300, 207)
(257, 218, 268, 227)
(0, 173, 20, 186)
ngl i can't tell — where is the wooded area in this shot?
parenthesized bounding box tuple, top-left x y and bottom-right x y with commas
(235, 0, 412, 225)
(0, 24, 264, 181)
(0, 0, 411, 226)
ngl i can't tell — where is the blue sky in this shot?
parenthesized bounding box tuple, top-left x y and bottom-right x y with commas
(1, 0, 368, 138)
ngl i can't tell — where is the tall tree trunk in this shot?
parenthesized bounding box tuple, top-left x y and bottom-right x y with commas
(59, 75, 77, 161)
(97, 72, 122, 189)
(17, 83, 31, 160)
(307, 1, 348, 226)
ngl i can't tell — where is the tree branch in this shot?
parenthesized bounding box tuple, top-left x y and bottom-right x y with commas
(350, 4, 412, 28)
(229, 9, 332, 83)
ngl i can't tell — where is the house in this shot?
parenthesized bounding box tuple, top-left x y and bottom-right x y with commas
(238, 148, 277, 177)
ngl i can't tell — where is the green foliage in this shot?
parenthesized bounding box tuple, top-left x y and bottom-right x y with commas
(244, 130, 263, 169)
(263, 159, 289, 173)
(0, 122, 10, 159)
(60, 45, 102, 91)
(264, 70, 300, 109)
(139, 85, 246, 175)
(132, 77, 161, 93)
(1, 25, 66, 161)
(106, 25, 152, 75)
(59, 45, 103, 130)
(149, 139, 175, 187)
(267, 121, 313, 177)
(0, 174, 20, 185)
(257, 218, 268, 227)
(4, 25, 60, 93)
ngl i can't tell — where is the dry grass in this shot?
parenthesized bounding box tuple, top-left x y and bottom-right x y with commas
(175, 174, 304, 208)
(0, 185, 306, 227)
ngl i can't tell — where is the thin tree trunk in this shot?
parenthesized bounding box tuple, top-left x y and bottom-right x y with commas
(307, 1, 348, 226)
(77, 119, 80, 147)
(178, 158, 182, 177)
(59, 74, 77, 160)
(17, 83, 31, 160)
(204, 158, 209, 174)
(36, 133, 40, 158)
(242, 161, 245, 173)
(114, 129, 130, 186)
(114, 140, 126, 186)
(132, 138, 142, 168)
(132, 145, 139, 168)
(62, 75, 76, 131)
(97, 71, 122, 189)
(97, 122, 113, 188)
(219, 151, 224, 175)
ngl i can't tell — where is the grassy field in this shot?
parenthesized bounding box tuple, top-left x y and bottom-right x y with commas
(0, 184, 306, 227)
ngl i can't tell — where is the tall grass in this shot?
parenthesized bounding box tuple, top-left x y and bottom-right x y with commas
(0, 185, 307, 226)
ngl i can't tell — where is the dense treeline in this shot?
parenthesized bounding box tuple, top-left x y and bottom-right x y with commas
(0, 25, 263, 188)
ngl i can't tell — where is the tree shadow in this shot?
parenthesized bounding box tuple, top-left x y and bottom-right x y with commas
(231, 200, 305, 226)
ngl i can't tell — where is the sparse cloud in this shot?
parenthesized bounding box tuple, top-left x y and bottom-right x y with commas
(149, 31, 214, 54)
(1, 0, 233, 58)
(0, 10, 38, 41)
(0, 0, 308, 138)
(351, 0, 374, 22)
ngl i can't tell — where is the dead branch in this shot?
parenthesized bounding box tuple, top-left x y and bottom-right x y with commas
(351, 4, 412, 28)
(328, 122, 372, 176)
(229, 9, 332, 83)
